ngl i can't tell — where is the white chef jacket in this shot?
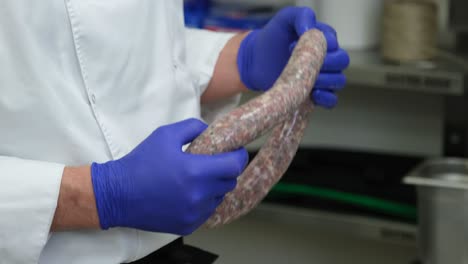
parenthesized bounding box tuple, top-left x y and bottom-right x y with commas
(0, 1, 237, 263)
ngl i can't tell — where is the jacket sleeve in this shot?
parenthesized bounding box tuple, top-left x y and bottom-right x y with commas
(0, 156, 64, 264)
(184, 28, 242, 123)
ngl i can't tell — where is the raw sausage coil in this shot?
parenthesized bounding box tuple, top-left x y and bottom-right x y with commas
(187, 29, 327, 228)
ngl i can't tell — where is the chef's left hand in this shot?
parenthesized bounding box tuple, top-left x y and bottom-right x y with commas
(237, 6, 350, 109)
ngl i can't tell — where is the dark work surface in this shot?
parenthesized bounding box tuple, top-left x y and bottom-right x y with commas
(250, 148, 424, 224)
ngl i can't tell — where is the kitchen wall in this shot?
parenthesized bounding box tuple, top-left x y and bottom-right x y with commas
(245, 85, 444, 157)
(213, 0, 455, 47)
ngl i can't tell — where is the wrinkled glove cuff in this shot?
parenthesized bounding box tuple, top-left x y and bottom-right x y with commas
(91, 162, 120, 230)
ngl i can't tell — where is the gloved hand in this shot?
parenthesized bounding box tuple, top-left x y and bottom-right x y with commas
(91, 119, 249, 235)
(237, 7, 350, 109)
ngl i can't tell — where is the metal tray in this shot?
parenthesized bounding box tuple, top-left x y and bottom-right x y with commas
(404, 158, 468, 190)
(403, 158, 468, 264)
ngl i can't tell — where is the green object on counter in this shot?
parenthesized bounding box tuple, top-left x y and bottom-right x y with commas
(271, 183, 417, 220)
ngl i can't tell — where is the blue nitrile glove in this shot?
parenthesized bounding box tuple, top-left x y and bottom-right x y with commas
(91, 118, 249, 235)
(237, 6, 350, 109)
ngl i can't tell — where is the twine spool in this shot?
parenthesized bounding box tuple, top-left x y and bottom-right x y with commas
(382, 0, 438, 62)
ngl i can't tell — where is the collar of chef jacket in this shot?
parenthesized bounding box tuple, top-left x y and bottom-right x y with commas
(0, 1, 236, 263)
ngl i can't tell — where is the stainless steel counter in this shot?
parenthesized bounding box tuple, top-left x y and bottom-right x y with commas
(187, 204, 418, 264)
(346, 50, 466, 95)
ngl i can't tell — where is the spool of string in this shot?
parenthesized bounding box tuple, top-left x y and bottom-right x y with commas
(382, 0, 438, 62)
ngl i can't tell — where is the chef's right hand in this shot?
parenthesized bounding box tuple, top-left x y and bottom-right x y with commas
(91, 118, 248, 235)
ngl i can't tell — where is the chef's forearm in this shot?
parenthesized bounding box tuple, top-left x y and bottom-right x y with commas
(51, 166, 100, 232)
(201, 32, 249, 104)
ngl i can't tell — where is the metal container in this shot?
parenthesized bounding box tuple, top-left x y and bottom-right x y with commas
(404, 158, 468, 264)
(317, 0, 384, 50)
